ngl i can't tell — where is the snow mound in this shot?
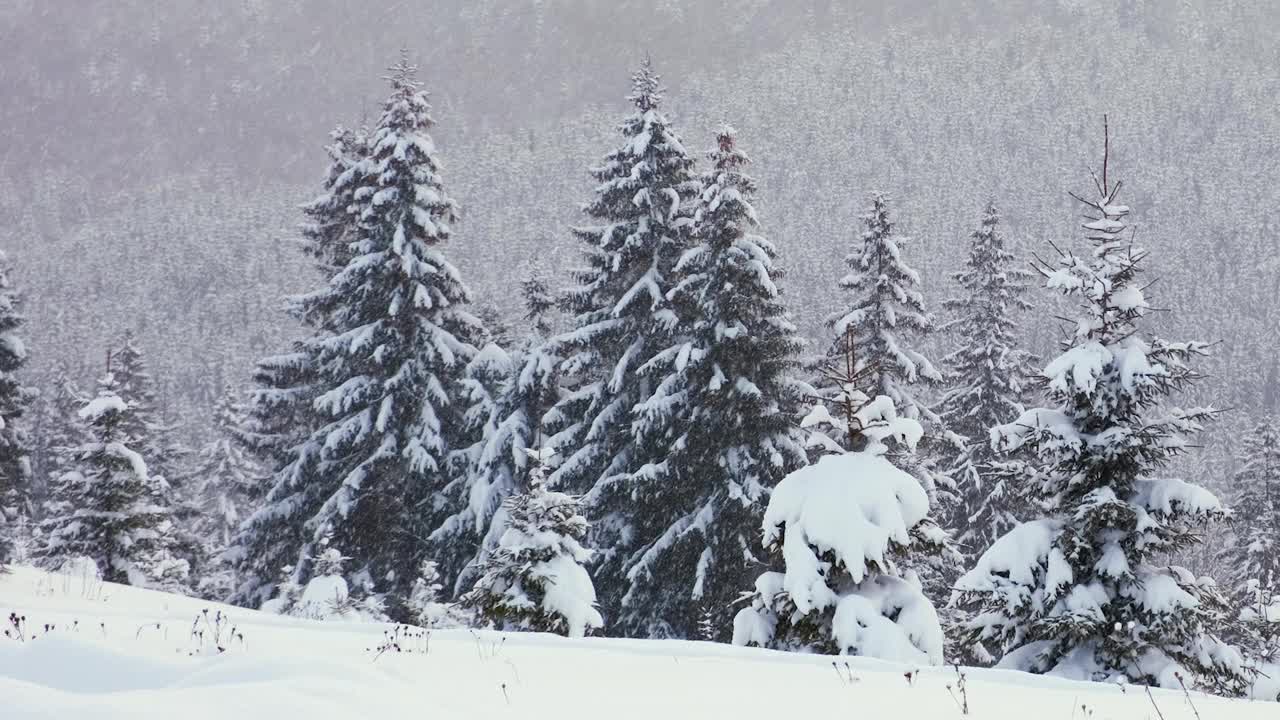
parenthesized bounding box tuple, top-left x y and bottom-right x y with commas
(532, 554, 604, 639)
(762, 451, 930, 605)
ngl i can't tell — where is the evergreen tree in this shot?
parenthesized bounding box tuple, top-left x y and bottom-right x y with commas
(0, 250, 35, 569)
(937, 200, 1036, 554)
(1219, 418, 1280, 661)
(435, 283, 564, 593)
(109, 332, 203, 581)
(733, 394, 948, 664)
(461, 449, 603, 638)
(521, 268, 556, 339)
(190, 386, 262, 549)
(405, 558, 471, 628)
(233, 55, 483, 613)
(298, 124, 370, 276)
(110, 332, 189, 485)
(618, 127, 809, 638)
(820, 193, 958, 622)
(955, 148, 1249, 693)
(543, 58, 697, 631)
(29, 362, 85, 509)
(236, 123, 375, 500)
(825, 193, 943, 425)
(37, 375, 189, 589)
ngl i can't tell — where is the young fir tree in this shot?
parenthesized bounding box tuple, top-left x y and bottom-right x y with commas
(0, 251, 35, 568)
(434, 287, 563, 593)
(733, 392, 949, 665)
(461, 449, 603, 638)
(820, 193, 959, 620)
(110, 332, 189, 483)
(38, 375, 189, 589)
(29, 363, 85, 510)
(954, 140, 1250, 693)
(617, 127, 809, 639)
(543, 58, 697, 632)
(825, 194, 943, 426)
(233, 55, 483, 613)
(109, 333, 205, 584)
(405, 558, 471, 628)
(936, 200, 1036, 554)
(191, 387, 262, 550)
(1219, 418, 1280, 661)
(521, 268, 556, 339)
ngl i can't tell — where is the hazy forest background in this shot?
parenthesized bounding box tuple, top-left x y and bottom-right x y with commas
(3, 2, 1278, 567)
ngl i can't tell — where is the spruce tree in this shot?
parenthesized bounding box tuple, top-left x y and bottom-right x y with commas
(0, 250, 35, 569)
(826, 193, 943, 425)
(1219, 418, 1280, 661)
(543, 58, 697, 632)
(227, 121, 373, 606)
(236, 123, 374, 496)
(521, 268, 556, 339)
(461, 449, 603, 638)
(110, 332, 189, 485)
(298, 124, 370, 276)
(434, 302, 562, 593)
(733, 393, 949, 664)
(233, 55, 483, 613)
(937, 200, 1036, 554)
(109, 333, 203, 582)
(29, 362, 85, 510)
(619, 127, 809, 638)
(191, 386, 262, 549)
(38, 375, 189, 588)
(821, 193, 958, 621)
(955, 142, 1249, 693)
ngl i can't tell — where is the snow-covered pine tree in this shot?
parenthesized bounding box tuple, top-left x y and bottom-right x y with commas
(234, 54, 483, 614)
(29, 362, 85, 511)
(461, 449, 603, 638)
(432, 341, 514, 578)
(109, 332, 204, 585)
(732, 393, 949, 665)
(434, 271, 566, 593)
(826, 193, 943, 425)
(188, 386, 262, 595)
(617, 127, 810, 639)
(281, 544, 389, 622)
(235, 123, 374, 495)
(0, 251, 35, 570)
(820, 193, 959, 623)
(521, 268, 556, 339)
(110, 332, 188, 483)
(298, 124, 370, 276)
(37, 375, 189, 589)
(954, 133, 1250, 693)
(936, 200, 1036, 554)
(405, 558, 471, 628)
(543, 58, 696, 631)
(1219, 418, 1280, 661)
(0, 251, 36, 569)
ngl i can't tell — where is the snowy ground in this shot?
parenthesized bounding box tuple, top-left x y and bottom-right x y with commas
(1, 566, 1276, 719)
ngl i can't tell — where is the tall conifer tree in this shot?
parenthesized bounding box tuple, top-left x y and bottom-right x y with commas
(619, 127, 809, 637)
(232, 55, 483, 611)
(956, 135, 1249, 693)
(0, 251, 35, 569)
(937, 200, 1036, 553)
(543, 58, 697, 631)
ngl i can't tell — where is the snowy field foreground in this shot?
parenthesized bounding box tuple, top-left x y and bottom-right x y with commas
(1, 566, 1275, 720)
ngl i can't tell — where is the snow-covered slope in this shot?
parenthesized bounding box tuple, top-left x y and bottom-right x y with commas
(1, 566, 1275, 719)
